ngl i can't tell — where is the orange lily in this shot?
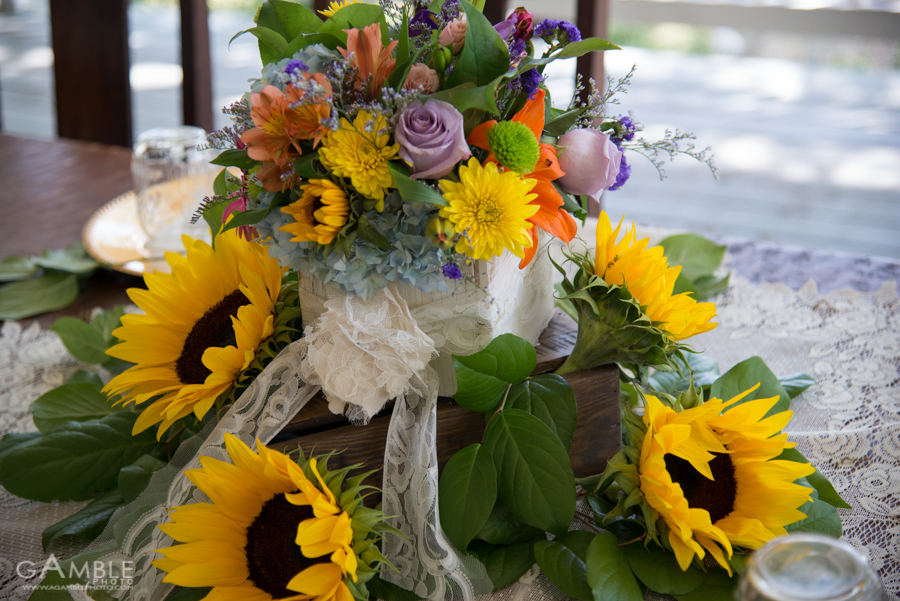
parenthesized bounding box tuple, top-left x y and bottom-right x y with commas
(338, 23, 397, 99)
(467, 89, 577, 268)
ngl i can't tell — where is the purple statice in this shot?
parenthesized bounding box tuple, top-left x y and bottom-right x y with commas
(607, 152, 631, 191)
(511, 68, 544, 100)
(442, 263, 463, 280)
(614, 114, 636, 143)
(510, 38, 527, 59)
(284, 59, 308, 77)
(410, 9, 438, 38)
(535, 19, 582, 44)
(440, 0, 460, 21)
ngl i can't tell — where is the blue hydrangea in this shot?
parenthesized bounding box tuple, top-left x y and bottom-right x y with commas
(255, 191, 450, 301)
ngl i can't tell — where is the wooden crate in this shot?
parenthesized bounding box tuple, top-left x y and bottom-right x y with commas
(270, 310, 621, 479)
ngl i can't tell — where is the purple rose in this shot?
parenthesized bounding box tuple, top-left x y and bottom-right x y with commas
(395, 99, 471, 180)
(556, 128, 623, 198)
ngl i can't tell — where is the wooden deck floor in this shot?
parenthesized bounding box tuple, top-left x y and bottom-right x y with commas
(1, 0, 898, 258)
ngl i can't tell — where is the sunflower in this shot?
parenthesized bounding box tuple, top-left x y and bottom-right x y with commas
(103, 229, 292, 438)
(280, 179, 351, 245)
(439, 158, 540, 261)
(318, 0, 363, 17)
(154, 434, 391, 601)
(318, 110, 399, 210)
(595, 211, 716, 341)
(602, 385, 816, 575)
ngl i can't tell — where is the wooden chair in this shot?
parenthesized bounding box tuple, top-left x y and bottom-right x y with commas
(47, 0, 212, 147)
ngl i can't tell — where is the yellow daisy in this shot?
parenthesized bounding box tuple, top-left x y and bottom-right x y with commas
(103, 229, 286, 438)
(318, 110, 398, 209)
(154, 434, 388, 601)
(638, 386, 815, 574)
(280, 179, 350, 245)
(595, 211, 717, 341)
(439, 158, 540, 261)
(318, 0, 362, 17)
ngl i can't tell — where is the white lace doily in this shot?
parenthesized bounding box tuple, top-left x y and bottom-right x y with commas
(1, 276, 898, 600)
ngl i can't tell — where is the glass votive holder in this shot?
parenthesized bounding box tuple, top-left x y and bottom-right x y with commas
(737, 534, 885, 601)
(132, 126, 215, 256)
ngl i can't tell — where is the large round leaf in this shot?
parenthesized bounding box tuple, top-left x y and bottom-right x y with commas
(438, 444, 497, 552)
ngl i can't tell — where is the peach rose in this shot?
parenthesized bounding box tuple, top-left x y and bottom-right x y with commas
(403, 63, 440, 94)
(439, 14, 467, 54)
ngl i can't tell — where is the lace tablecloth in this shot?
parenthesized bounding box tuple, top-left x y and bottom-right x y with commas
(1, 236, 899, 600)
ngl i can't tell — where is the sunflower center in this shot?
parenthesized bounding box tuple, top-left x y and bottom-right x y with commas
(245, 494, 318, 599)
(175, 290, 249, 385)
(666, 453, 737, 523)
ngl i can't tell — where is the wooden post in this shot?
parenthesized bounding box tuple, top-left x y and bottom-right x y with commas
(482, 0, 507, 25)
(49, 0, 132, 147)
(180, 0, 214, 133)
(314, 0, 329, 17)
(576, 0, 609, 216)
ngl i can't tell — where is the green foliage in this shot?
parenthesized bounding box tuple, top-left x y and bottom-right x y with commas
(469, 539, 539, 590)
(51, 319, 111, 365)
(673, 569, 737, 601)
(786, 497, 843, 537)
(517, 38, 620, 74)
(211, 149, 259, 170)
(232, 26, 289, 63)
(0, 272, 78, 320)
(505, 374, 577, 452)
(648, 352, 720, 396)
(268, 0, 322, 39)
(586, 533, 643, 601)
(659, 234, 729, 301)
(779, 373, 816, 399)
(475, 500, 543, 545)
(30, 382, 124, 433)
(118, 454, 167, 503)
(710, 356, 791, 417)
(41, 489, 125, 551)
(446, 0, 511, 89)
(365, 577, 420, 601)
(0, 255, 39, 282)
(453, 334, 536, 412)
(317, 3, 389, 46)
(438, 444, 497, 552)
(428, 71, 517, 116)
(483, 409, 575, 535)
(32, 243, 100, 274)
(0, 412, 165, 502)
(534, 531, 595, 600)
(623, 543, 705, 595)
(386, 163, 449, 207)
(165, 588, 214, 601)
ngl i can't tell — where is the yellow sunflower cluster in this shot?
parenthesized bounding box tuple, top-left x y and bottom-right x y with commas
(104, 229, 297, 438)
(599, 385, 815, 575)
(155, 434, 392, 601)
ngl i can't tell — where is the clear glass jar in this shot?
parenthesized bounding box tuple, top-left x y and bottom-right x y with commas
(132, 126, 214, 256)
(737, 534, 885, 601)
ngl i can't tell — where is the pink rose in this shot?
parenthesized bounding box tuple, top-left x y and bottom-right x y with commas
(403, 63, 439, 94)
(557, 128, 623, 198)
(440, 14, 467, 54)
(395, 99, 471, 179)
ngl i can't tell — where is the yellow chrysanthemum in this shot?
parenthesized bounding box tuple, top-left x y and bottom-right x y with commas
(639, 386, 815, 574)
(104, 230, 285, 438)
(153, 434, 359, 601)
(318, 110, 398, 210)
(280, 179, 350, 245)
(595, 211, 717, 341)
(439, 158, 540, 261)
(318, 0, 362, 17)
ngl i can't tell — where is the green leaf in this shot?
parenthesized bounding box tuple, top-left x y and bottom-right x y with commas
(365, 576, 420, 601)
(0, 255, 38, 282)
(386, 162, 449, 206)
(430, 72, 517, 116)
(357, 214, 394, 251)
(786, 497, 843, 537)
(623, 543, 705, 595)
(0, 412, 165, 502)
(777, 447, 850, 509)
(692, 273, 730, 300)
(648, 352, 719, 395)
(585, 532, 642, 601)
(317, 3, 389, 46)
(0, 432, 41, 464)
(283, 32, 343, 55)
(710, 356, 791, 417)
(222, 208, 269, 233)
(270, 0, 323, 39)
(32, 242, 99, 274)
(211, 149, 259, 170)
(0, 272, 79, 320)
(471, 540, 538, 590)
(475, 500, 543, 545)
(659, 234, 726, 282)
(232, 26, 289, 64)
(517, 38, 620, 74)
(30, 382, 122, 433)
(91, 306, 125, 344)
(397, 8, 410, 64)
(534, 531, 596, 601)
(779, 373, 816, 399)
(483, 409, 575, 534)
(673, 569, 737, 601)
(388, 47, 425, 91)
(256, 1, 290, 37)
(453, 334, 536, 412)
(49, 317, 109, 365)
(544, 106, 587, 137)
(439, 444, 497, 552)
(66, 370, 103, 386)
(118, 454, 167, 504)
(165, 588, 214, 601)
(505, 374, 577, 452)
(446, 0, 511, 88)
(41, 489, 125, 551)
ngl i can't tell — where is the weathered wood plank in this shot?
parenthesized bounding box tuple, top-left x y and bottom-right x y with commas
(180, 0, 214, 133)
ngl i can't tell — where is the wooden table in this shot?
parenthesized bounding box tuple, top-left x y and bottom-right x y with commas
(0, 134, 144, 327)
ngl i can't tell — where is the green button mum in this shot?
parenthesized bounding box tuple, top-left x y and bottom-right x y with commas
(486, 121, 540, 175)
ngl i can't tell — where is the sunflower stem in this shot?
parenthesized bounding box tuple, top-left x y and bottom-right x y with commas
(618, 534, 646, 548)
(573, 512, 602, 534)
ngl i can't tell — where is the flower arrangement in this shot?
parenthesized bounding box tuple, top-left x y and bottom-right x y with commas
(197, 0, 714, 300)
